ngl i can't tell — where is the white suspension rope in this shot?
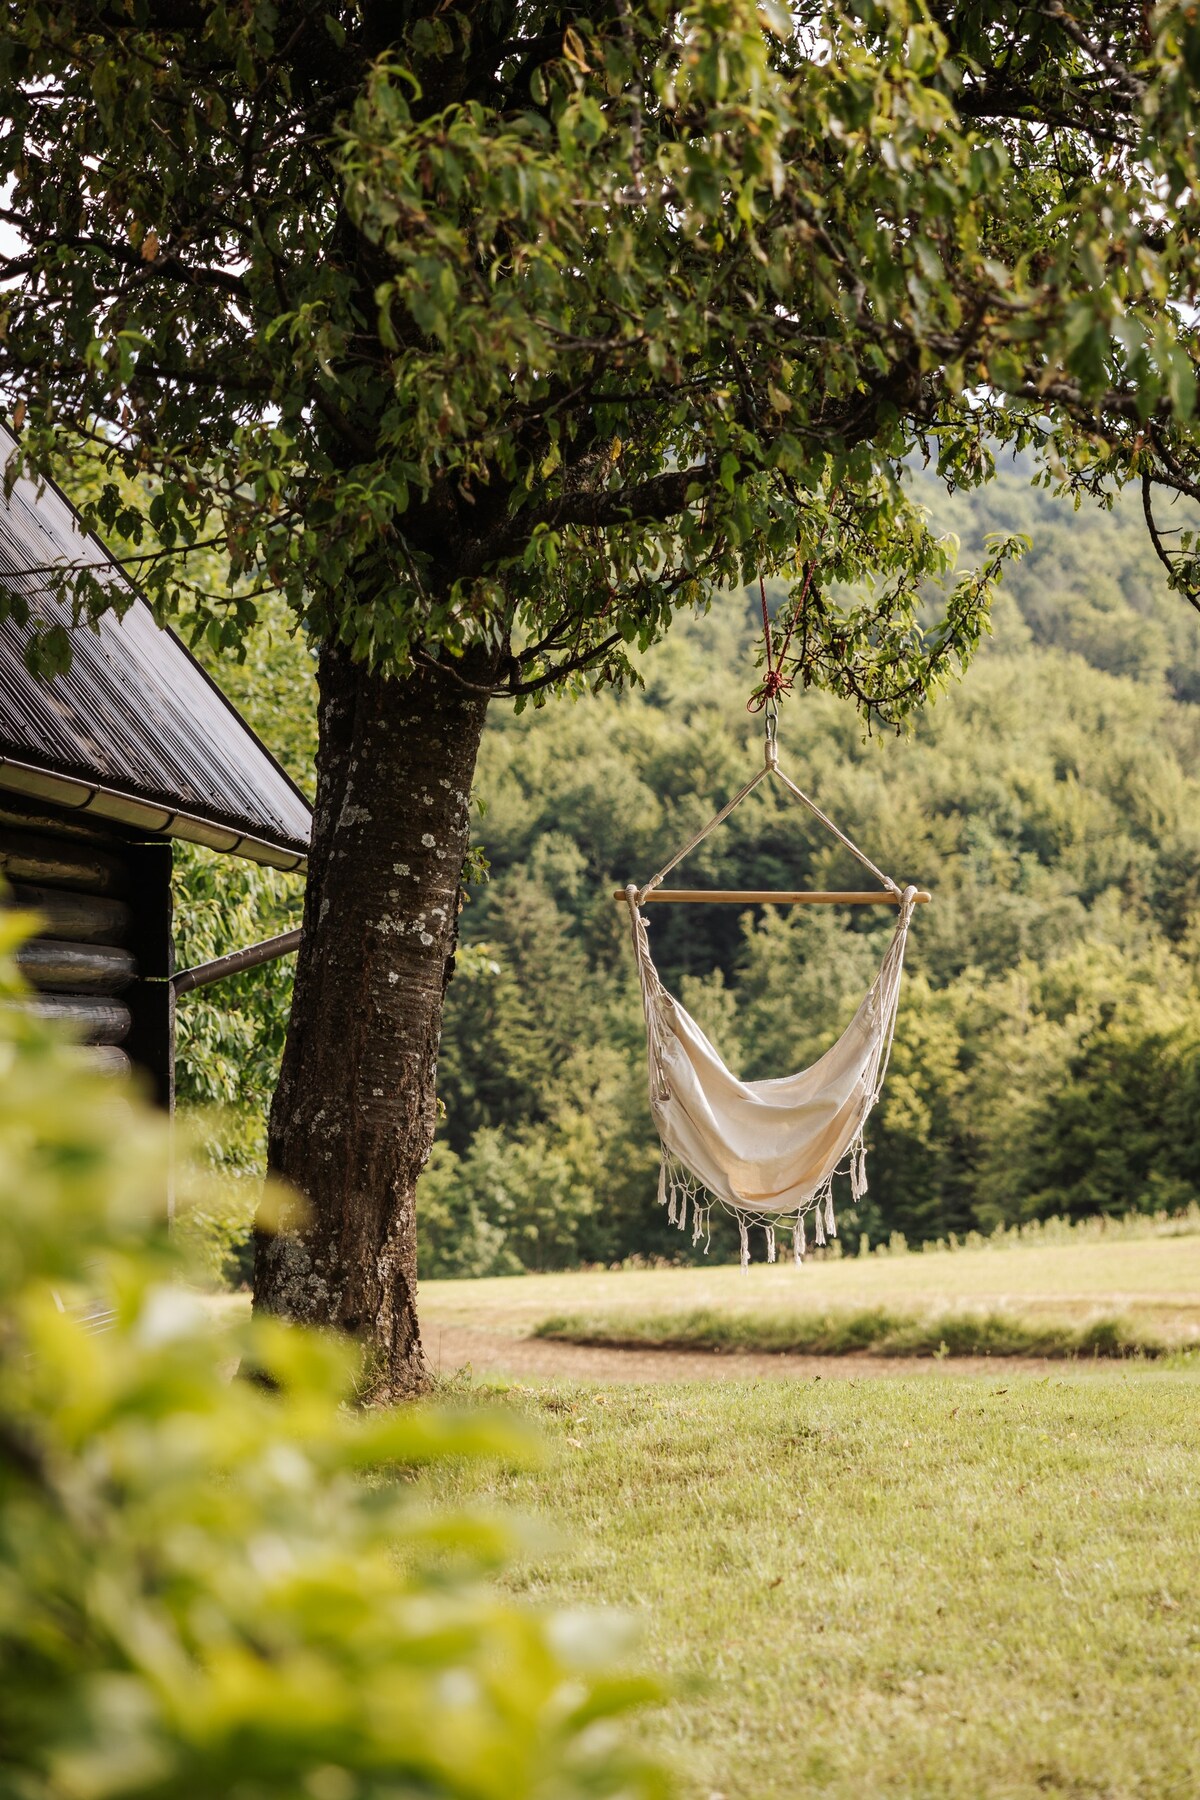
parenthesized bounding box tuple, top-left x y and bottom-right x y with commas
(637, 765, 771, 901)
(635, 731, 900, 901)
(771, 766, 899, 894)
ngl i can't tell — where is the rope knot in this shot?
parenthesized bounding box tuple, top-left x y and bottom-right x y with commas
(747, 665, 794, 712)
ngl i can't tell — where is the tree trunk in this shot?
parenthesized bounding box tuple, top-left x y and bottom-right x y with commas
(256, 641, 488, 1400)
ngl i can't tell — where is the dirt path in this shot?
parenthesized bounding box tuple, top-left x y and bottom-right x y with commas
(426, 1323, 1062, 1383)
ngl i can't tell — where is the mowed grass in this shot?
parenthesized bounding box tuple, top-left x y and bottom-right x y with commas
(420, 1222, 1200, 1359)
(422, 1368, 1200, 1799)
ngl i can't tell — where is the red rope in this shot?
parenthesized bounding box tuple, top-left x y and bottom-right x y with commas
(748, 562, 815, 712)
(749, 489, 839, 713)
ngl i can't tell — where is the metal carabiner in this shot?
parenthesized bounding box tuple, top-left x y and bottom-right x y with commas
(763, 696, 779, 768)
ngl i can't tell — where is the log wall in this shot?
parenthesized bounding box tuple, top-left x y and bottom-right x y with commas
(1, 798, 174, 1103)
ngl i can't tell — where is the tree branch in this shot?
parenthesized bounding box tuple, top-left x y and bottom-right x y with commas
(1042, 2, 1145, 103)
(459, 468, 706, 578)
(1142, 468, 1200, 614)
(0, 215, 248, 299)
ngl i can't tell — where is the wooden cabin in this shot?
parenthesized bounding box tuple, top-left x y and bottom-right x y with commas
(0, 425, 311, 1105)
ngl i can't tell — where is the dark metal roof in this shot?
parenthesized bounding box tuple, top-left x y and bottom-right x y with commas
(0, 426, 310, 868)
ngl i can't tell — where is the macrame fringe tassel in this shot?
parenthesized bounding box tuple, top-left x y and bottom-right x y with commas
(659, 1152, 861, 1272)
(660, 1155, 719, 1254)
(662, 1157, 691, 1234)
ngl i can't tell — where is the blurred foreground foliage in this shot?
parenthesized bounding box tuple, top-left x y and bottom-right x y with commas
(0, 909, 669, 1800)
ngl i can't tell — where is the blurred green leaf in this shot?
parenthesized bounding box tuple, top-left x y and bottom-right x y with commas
(0, 922, 671, 1800)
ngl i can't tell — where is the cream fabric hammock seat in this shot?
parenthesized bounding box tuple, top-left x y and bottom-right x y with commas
(620, 731, 924, 1267)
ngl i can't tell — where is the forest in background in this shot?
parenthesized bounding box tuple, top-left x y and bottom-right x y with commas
(172, 458, 1200, 1279)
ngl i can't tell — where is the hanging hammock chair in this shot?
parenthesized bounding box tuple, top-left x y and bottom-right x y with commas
(618, 719, 928, 1267)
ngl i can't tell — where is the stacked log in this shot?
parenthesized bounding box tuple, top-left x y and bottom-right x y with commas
(3, 814, 139, 1076)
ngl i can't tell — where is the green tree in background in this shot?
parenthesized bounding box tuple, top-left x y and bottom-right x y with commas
(169, 467, 1200, 1275)
(5, 3, 1200, 1391)
(427, 565, 1200, 1269)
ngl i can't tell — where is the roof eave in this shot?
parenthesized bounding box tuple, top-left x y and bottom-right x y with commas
(0, 753, 308, 872)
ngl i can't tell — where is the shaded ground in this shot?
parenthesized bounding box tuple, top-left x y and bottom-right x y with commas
(417, 1224, 1200, 1339)
(426, 1321, 1063, 1382)
(420, 1238, 1200, 1375)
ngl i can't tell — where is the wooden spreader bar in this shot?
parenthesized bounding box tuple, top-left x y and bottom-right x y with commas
(615, 888, 932, 906)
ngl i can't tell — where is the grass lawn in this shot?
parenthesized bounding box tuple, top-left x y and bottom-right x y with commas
(420, 1222, 1200, 1359)
(424, 1367, 1200, 1799)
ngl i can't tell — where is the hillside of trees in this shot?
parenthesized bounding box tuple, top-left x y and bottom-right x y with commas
(174, 460, 1200, 1277)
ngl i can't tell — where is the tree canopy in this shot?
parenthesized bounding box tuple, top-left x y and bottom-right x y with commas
(3, 2, 1200, 711)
